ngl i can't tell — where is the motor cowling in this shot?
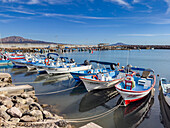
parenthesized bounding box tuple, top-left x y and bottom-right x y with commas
(110, 64, 115, 70)
(70, 58, 75, 63)
(84, 60, 89, 65)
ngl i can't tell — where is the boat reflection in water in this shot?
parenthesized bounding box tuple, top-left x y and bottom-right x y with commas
(34, 73, 73, 85)
(158, 83, 170, 128)
(113, 91, 154, 128)
(79, 87, 119, 112)
(10, 67, 27, 75)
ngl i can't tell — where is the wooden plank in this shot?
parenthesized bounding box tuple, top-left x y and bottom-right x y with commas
(80, 122, 102, 128)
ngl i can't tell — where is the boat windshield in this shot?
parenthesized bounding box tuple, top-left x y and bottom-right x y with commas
(162, 79, 167, 84)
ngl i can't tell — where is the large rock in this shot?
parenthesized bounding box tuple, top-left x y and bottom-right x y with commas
(16, 97, 26, 104)
(29, 102, 43, 111)
(0, 110, 10, 120)
(21, 93, 29, 99)
(20, 115, 37, 122)
(30, 110, 43, 121)
(2, 98, 14, 108)
(26, 97, 34, 104)
(43, 110, 53, 119)
(0, 94, 7, 101)
(9, 118, 20, 123)
(15, 103, 30, 114)
(0, 105, 8, 112)
(0, 73, 12, 83)
(7, 107, 22, 118)
(55, 120, 68, 127)
(30, 95, 38, 102)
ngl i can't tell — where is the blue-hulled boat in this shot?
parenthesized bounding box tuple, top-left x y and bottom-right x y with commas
(160, 78, 170, 106)
(115, 67, 156, 106)
(0, 54, 13, 67)
(159, 78, 170, 128)
(71, 60, 119, 81)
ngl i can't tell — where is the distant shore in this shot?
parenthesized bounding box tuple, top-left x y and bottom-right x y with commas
(0, 44, 170, 54)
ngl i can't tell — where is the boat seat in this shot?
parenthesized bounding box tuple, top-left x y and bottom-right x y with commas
(138, 79, 146, 86)
(144, 80, 151, 89)
(141, 71, 150, 78)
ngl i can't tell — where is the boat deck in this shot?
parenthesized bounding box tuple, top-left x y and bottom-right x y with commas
(119, 77, 154, 91)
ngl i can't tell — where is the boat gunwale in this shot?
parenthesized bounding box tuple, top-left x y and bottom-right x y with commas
(115, 75, 156, 93)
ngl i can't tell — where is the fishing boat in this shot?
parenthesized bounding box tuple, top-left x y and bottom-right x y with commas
(5, 52, 25, 60)
(43, 61, 92, 75)
(70, 60, 119, 81)
(160, 78, 170, 106)
(11, 53, 46, 68)
(159, 78, 170, 128)
(79, 68, 132, 92)
(34, 55, 77, 74)
(115, 67, 156, 106)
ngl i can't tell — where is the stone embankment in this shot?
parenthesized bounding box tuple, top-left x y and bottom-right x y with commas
(0, 73, 72, 128)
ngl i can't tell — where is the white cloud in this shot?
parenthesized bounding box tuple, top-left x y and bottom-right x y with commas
(0, 13, 14, 18)
(1, 0, 18, 2)
(150, 18, 170, 24)
(133, 0, 140, 3)
(43, 13, 113, 19)
(89, 0, 94, 2)
(164, 0, 170, 14)
(1, 0, 73, 4)
(8, 9, 35, 15)
(0, 19, 13, 23)
(43, 0, 72, 4)
(27, 0, 40, 4)
(104, 0, 132, 8)
(118, 34, 170, 36)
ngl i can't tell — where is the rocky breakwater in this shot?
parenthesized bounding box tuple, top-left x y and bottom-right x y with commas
(0, 73, 72, 128)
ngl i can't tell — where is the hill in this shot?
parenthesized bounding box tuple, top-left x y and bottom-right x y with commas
(0, 36, 56, 44)
(109, 42, 127, 46)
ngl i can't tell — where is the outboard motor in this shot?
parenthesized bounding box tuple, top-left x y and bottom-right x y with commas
(110, 64, 115, 70)
(125, 64, 132, 73)
(61, 58, 66, 62)
(84, 60, 89, 65)
(70, 58, 75, 63)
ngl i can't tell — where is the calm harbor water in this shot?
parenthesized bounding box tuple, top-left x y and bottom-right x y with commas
(1, 49, 170, 128)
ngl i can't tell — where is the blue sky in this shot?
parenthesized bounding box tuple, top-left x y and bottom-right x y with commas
(0, 0, 170, 45)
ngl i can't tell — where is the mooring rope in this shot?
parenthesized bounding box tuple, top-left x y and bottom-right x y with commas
(8, 81, 82, 96)
(4, 99, 123, 125)
(35, 81, 82, 96)
(66, 93, 121, 123)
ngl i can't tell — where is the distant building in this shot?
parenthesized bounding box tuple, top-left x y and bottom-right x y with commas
(98, 43, 109, 47)
(0, 42, 58, 48)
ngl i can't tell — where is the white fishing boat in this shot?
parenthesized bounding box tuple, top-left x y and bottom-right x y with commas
(71, 60, 119, 81)
(115, 67, 156, 106)
(44, 62, 92, 75)
(79, 69, 132, 92)
(159, 78, 170, 128)
(160, 78, 170, 106)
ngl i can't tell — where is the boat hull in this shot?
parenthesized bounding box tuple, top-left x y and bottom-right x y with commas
(0, 60, 13, 67)
(12, 60, 27, 67)
(115, 75, 156, 106)
(115, 88, 151, 106)
(44, 65, 92, 75)
(82, 78, 122, 92)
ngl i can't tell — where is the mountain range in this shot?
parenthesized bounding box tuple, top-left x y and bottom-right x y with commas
(0, 36, 56, 44)
(0, 36, 128, 46)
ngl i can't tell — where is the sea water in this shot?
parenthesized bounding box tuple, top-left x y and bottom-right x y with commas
(1, 49, 170, 128)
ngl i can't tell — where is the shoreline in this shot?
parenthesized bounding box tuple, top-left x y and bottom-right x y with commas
(0, 73, 72, 128)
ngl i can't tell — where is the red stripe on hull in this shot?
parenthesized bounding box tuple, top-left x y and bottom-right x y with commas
(125, 95, 147, 106)
(9, 57, 25, 60)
